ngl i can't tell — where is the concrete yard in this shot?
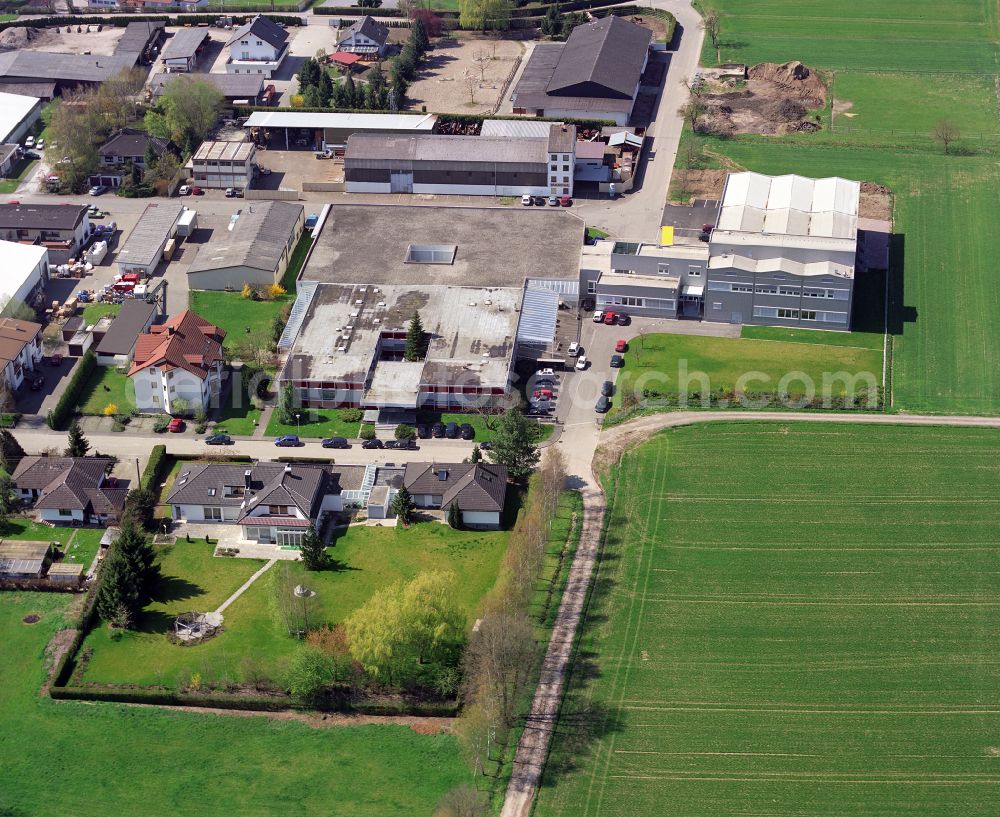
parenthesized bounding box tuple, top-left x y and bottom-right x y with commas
(304, 204, 584, 287)
(0, 24, 125, 56)
(405, 35, 524, 114)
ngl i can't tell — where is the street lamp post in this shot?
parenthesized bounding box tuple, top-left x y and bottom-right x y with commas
(295, 413, 300, 435)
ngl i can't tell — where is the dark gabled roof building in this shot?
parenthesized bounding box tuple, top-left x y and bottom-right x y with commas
(337, 16, 390, 56)
(511, 15, 652, 126)
(98, 128, 174, 167)
(226, 15, 289, 52)
(12, 456, 126, 525)
(404, 462, 508, 529)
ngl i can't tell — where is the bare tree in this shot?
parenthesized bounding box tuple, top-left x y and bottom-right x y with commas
(702, 10, 722, 63)
(436, 785, 490, 817)
(472, 48, 491, 83)
(680, 98, 708, 133)
(464, 73, 478, 105)
(463, 610, 537, 730)
(685, 75, 708, 98)
(234, 329, 274, 370)
(931, 119, 959, 154)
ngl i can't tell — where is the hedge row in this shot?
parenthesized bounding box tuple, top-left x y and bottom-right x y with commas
(50, 684, 461, 716)
(140, 444, 167, 492)
(51, 556, 107, 688)
(317, 0, 635, 19)
(47, 350, 95, 431)
(0, 13, 305, 33)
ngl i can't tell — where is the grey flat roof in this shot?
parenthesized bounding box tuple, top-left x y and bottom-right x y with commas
(117, 203, 184, 269)
(284, 282, 519, 389)
(304, 204, 582, 288)
(161, 28, 209, 62)
(346, 133, 549, 165)
(188, 201, 303, 276)
(149, 72, 264, 100)
(95, 299, 155, 356)
(0, 51, 138, 84)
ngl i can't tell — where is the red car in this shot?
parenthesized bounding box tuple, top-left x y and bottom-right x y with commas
(603, 310, 616, 325)
(191, 186, 204, 196)
(533, 388, 554, 400)
(167, 417, 186, 433)
(560, 195, 573, 207)
(615, 339, 628, 353)
(48, 353, 63, 366)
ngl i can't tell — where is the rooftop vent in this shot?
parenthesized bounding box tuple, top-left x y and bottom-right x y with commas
(404, 243, 457, 265)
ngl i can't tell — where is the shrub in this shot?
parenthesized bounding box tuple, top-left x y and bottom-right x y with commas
(358, 424, 376, 440)
(46, 350, 95, 430)
(339, 407, 363, 423)
(267, 283, 287, 299)
(153, 417, 170, 433)
(395, 424, 416, 440)
(141, 445, 168, 491)
(103, 403, 118, 417)
(241, 282, 258, 301)
(195, 423, 207, 434)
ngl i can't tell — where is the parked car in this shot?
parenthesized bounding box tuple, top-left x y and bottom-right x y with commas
(615, 339, 628, 353)
(205, 434, 233, 445)
(459, 423, 474, 440)
(616, 313, 630, 326)
(575, 355, 588, 371)
(167, 417, 185, 433)
(384, 439, 401, 449)
(48, 354, 63, 366)
(445, 421, 459, 439)
(595, 395, 610, 413)
(24, 136, 34, 148)
(533, 195, 547, 206)
(388, 438, 417, 450)
(225, 187, 237, 197)
(533, 388, 554, 400)
(535, 377, 555, 388)
(521, 193, 533, 206)
(28, 374, 44, 391)
(592, 310, 603, 323)
(479, 441, 493, 450)
(601, 380, 614, 397)
(257, 165, 272, 176)
(560, 195, 573, 207)
(431, 422, 446, 438)
(304, 213, 319, 229)
(178, 185, 191, 196)
(610, 354, 624, 368)
(416, 423, 431, 439)
(537, 367, 556, 378)
(88, 185, 106, 196)
(315, 149, 333, 160)
(603, 310, 616, 325)
(191, 186, 204, 196)
(567, 341, 581, 357)
(35, 138, 44, 150)
(362, 438, 383, 449)
(548, 195, 560, 206)
(274, 435, 301, 447)
(322, 437, 350, 449)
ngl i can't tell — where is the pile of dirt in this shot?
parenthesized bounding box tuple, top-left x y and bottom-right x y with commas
(748, 61, 826, 107)
(698, 60, 827, 137)
(0, 26, 41, 51)
(859, 181, 893, 221)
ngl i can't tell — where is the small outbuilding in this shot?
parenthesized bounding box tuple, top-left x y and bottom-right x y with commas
(116, 202, 184, 276)
(94, 299, 156, 366)
(0, 540, 51, 579)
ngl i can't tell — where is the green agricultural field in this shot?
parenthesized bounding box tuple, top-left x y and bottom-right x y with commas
(536, 423, 1000, 817)
(611, 332, 883, 411)
(693, 0, 1000, 413)
(81, 521, 509, 688)
(0, 592, 467, 817)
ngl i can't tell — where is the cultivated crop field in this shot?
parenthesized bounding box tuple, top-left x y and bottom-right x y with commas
(536, 423, 1000, 817)
(694, 0, 1000, 413)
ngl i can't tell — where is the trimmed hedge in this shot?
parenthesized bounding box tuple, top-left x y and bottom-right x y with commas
(47, 350, 95, 431)
(141, 444, 167, 492)
(49, 684, 461, 716)
(0, 13, 306, 33)
(51, 554, 107, 688)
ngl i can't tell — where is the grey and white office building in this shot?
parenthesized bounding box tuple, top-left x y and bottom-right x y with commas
(580, 172, 862, 330)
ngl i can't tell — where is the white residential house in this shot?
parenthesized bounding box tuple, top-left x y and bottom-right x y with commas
(11, 457, 126, 526)
(166, 462, 365, 547)
(336, 16, 390, 59)
(403, 463, 509, 530)
(128, 309, 226, 415)
(0, 316, 43, 391)
(225, 16, 289, 78)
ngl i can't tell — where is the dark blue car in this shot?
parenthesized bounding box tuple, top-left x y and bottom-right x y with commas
(274, 435, 302, 447)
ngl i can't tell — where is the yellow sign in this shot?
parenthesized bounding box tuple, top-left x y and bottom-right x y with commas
(661, 226, 674, 245)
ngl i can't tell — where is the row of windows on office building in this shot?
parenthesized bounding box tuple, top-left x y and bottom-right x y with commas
(707, 281, 850, 299)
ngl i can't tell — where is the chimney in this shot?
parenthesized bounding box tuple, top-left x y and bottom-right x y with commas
(284, 464, 292, 474)
(244, 469, 251, 490)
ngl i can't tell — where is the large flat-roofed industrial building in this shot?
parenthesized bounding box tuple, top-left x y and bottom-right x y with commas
(277, 204, 584, 410)
(579, 171, 863, 330)
(344, 124, 577, 197)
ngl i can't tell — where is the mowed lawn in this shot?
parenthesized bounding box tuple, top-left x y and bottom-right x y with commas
(536, 423, 1000, 817)
(189, 290, 289, 349)
(0, 593, 467, 817)
(694, 0, 1000, 413)
(612, 331, 882, 407)
(77, 364, 136, 416)
(82, 522, 509, 687)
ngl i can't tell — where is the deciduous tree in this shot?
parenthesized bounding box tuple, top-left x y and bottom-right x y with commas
(931, 119, 959, 154)
(285, 646, 334, 703)
(435, 785, 490, 817)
